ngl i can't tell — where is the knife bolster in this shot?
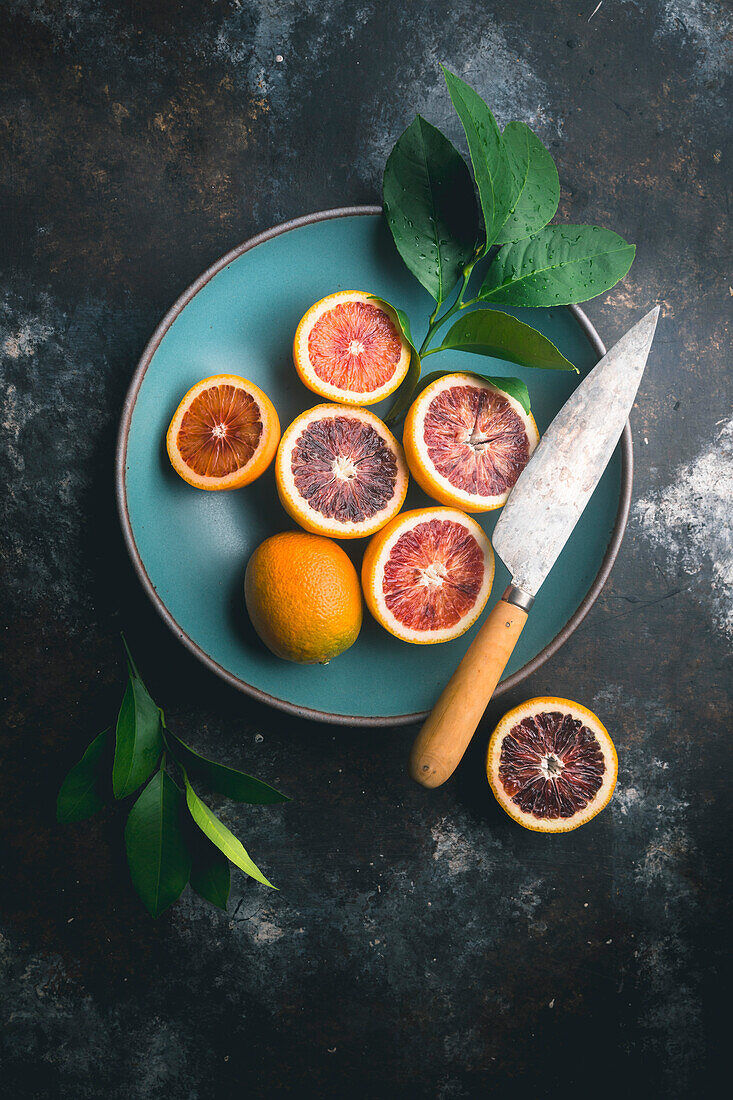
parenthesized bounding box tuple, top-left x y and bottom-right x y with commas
(502, 585, 535, 612)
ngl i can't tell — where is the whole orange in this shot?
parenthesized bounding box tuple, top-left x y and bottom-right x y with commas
(244, 531, 362, 664)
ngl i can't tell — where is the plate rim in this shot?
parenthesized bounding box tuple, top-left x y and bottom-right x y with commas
(115, 205, 633, 727)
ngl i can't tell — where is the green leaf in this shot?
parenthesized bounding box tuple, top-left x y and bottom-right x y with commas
(124, 767, 191, 917)
(167, 731, 289, 804)
(120, 632, 142, 680)
(479, 375, 532, 414)
(443, 67, 520, 250)
(57, 728, 112, 824)
(112, 673, 163, 800)
(383, 115, 478, 303)
(433, 309, 575, 371)
(414, 370, 532, 415)
(494, 122, 560, 245)
(189, 831, 231, 911)
(480, 225, 636, 306)
(183, 773, 276, 889)
(389, 305, 415, 349)
(368, 300, 421, 426)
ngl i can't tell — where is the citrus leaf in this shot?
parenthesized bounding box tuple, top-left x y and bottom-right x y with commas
(368, 299, 421, 426)
(384, 350, 421, 425)
(112, 672, 163, 800)
(124, 767, 191, 918)
(479, 225, 636, 306)
(57, 728, 112, 823)
(167, 732, 289, 804)
(383, 115, 477, 303)
(433, 309, 575, 371)
(495, 122, 559, 245)
(189, 831, 231, 911)
(392, 305, 413, 342)
(120, 632, 142, 680)
(414, 369, 532, 415)
(442, 68, 521, 250)
(183, 773, 276, 890)
(475, 375, 532, 414)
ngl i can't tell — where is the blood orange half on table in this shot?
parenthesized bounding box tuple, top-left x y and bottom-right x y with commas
(362, 507, 494, 644)
(166, 374, 280, 490)
(293, 291, 411, 405)
(487, 698, 618, 832)
(404, 373, 539, 511)
(276, 404, 409, 539)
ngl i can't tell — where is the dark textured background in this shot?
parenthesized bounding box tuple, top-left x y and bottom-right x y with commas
(1, 1, 730, 1096)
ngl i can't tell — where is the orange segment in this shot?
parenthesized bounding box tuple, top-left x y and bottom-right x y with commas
(486, 698, 618, 832)
(276, 404, 409, 539)
(361, 507, 494, 644)
(404, 373, 539, 512)
(166, 374, 280, 491)
(293, 291, 411, 405)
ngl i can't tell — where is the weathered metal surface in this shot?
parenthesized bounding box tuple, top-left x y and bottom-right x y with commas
(0, 1, 729, 1096)
(494, 307, 659, 595)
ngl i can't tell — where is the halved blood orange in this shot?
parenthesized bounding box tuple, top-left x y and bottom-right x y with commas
(167, 374, 280, 490)
(403, 373, 539, 511)
(293, 291, 411, 405)
(275, 404, 409, 539)
(361, 507, 494, 644)
(487, 698, 618, 832)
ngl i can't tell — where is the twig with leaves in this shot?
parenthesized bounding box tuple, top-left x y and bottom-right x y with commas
(57, 638, 289, 916)
(380, 66, 635, 424)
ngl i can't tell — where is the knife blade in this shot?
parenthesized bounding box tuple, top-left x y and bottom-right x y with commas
(408, 306, 660, 788)
(493, 305, 660, 602)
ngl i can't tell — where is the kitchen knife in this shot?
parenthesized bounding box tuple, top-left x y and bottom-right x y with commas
(408, 306, 660, 788)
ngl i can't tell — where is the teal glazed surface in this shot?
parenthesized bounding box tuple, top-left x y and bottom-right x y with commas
(121, 211, 624, 722)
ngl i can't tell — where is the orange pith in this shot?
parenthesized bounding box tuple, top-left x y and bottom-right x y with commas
(244, 531, 362, 664)
(166, 374, 280, 491)
(404, 373, 539, 512)
(486, 698, 618, 833)
(361, 507, 494, 644)
(293, 291, 411, 405)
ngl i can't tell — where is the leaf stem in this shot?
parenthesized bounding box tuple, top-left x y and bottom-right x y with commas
(419, 304, 444, 355)
(396, 243, 506, 403)
(419, 267, 473, 355)
(417, 331, 434, 357)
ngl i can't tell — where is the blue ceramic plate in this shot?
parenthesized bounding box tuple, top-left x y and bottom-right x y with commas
(116, 207, 630, 726)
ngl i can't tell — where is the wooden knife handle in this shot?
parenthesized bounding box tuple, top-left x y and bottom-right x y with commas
(408, 599, 529, 788)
